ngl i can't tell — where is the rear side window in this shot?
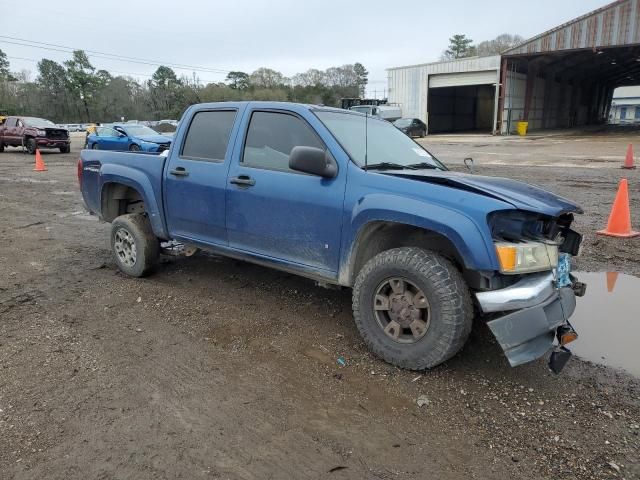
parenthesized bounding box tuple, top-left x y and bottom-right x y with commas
(242, 111, 324, 172)
(5, 118, 16, 127)
(181, 110, 236, 162)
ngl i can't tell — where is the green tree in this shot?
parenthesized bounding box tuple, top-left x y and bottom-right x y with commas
(225, 71, 250, 90)
(476, 34, 524, 56)
(0, 48, 11, 79)
(64, 50, 102, 121)
(0, 48, 17, 82)
(249, 68, 286, 89)
(37, 59, 70, 120)
(441, 34, 476, 60)
(354, 62, 368, 97)
(148, 66, 184, 118)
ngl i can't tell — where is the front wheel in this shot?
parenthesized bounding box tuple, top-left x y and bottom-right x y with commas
(352, 247, 473, 370)
(59, 145, 70, 154)
(111, 214, 160, 277)
(26, 138, 37, 154)
(420, 129, 426, 138)
(0, 142, 4, 153)
(129, 144, 141, 152)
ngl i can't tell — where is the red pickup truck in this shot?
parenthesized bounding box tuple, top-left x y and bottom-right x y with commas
(0, 116, 70, 154)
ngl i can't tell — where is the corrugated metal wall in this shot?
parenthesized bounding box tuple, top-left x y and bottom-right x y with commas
(505, 0, 640, 55)
(501, 71, 579, 133)
(387, 56, 501, 125)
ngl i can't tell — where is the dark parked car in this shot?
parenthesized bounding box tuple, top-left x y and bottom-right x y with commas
(393, 118, 426, 138)
(0, 116, 70, 154)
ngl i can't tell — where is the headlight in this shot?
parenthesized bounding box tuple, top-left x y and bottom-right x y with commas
(495, 241, 558, 274)
(37, 129, 46, 136)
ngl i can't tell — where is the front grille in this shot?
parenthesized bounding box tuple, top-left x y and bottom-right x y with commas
(46, 129, 69, 140)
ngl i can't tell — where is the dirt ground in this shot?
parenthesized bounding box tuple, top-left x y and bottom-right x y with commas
(1, 132, 639, 480)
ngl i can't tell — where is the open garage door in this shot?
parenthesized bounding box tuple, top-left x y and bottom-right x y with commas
(429, 71, 497, 89)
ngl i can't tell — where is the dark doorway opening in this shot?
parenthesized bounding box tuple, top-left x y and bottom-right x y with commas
(428, 85, 495, 134)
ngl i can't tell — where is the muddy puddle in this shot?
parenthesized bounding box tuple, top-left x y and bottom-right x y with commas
(571, 272, 640, 377)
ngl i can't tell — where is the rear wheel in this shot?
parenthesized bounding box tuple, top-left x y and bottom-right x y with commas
(111, 214, 160, 277)
(129, 144, 141, 152)
(26, 138, 36, 154)
(352, 247, 473, 370)
(420, 129, 426, 138)
(91, 143, 99, 150)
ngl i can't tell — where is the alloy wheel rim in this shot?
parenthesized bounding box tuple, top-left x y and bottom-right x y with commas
(114, 228, 137, 267)
(373, 277, 430, 344)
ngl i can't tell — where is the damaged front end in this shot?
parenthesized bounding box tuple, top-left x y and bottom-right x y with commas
(476, 210, 586, 373)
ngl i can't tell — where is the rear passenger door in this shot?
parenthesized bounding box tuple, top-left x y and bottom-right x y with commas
(225, 108, 347, 274)
(163, 107, 242, 246)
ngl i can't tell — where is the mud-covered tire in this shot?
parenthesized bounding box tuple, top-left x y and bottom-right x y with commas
(110, 214, 160, 277)
(352, 247, 473, 370)
(26, 138, 36, 154)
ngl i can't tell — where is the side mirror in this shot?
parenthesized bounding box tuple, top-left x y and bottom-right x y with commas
(464, 157, 475, 174)
(289, 146, 338, 178)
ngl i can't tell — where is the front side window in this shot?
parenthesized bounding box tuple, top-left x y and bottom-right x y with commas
(181, 110, 236, 162)
(242, 111, 324, 172)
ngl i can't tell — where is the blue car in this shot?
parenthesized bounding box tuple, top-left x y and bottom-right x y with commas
(87, 124, 172, 153)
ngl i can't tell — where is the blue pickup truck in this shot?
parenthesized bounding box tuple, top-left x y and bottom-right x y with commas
(78, 101, 586, 372)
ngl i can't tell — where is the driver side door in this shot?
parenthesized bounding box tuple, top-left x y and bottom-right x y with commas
(225, 108, 347, 274)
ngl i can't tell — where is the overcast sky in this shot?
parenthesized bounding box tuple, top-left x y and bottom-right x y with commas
(1, 0, 612, 96)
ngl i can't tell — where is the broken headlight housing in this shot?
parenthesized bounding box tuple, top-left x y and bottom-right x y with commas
(488, 210, 581, 274)
(494, 241, 558, 274)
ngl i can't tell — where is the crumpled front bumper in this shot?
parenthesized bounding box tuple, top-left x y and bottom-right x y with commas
(476, 272, 583, 368)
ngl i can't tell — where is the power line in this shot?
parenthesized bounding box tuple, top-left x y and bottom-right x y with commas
(5, 55, 222, 84)
(0, 35, 231, 75)
(2, 36, 387, 88)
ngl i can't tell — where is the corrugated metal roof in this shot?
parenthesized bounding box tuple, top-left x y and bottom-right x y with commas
(387, 55, 500, 73)
(504, 0, 640, 56)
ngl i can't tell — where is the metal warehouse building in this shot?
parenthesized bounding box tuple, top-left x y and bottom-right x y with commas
(388, 0, 640, 134)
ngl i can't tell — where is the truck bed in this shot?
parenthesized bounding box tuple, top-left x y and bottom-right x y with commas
(79, 150, 168, 236)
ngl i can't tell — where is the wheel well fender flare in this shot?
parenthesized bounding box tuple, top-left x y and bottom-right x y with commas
(99, 165, 167, 238)
(339, 195, 498, 285)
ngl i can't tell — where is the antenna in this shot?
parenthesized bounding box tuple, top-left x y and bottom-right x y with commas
(364, 110, 369, 171)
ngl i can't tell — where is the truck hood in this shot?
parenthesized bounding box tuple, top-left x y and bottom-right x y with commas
(135, 134, 172, 144)
(388, 170, 583, 216)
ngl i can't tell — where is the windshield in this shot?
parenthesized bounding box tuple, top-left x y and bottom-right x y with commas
(24, 117, 56, 127)
(315, 111, 446, 170)
(121, 125, 160, 136)
(394, 118, 413, 127)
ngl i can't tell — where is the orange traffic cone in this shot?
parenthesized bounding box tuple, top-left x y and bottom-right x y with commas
(597, 179, 639, 238)
(623, 144, 636, 169)
(606, 272, 619, 293)
(33, 149, 47, 172)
